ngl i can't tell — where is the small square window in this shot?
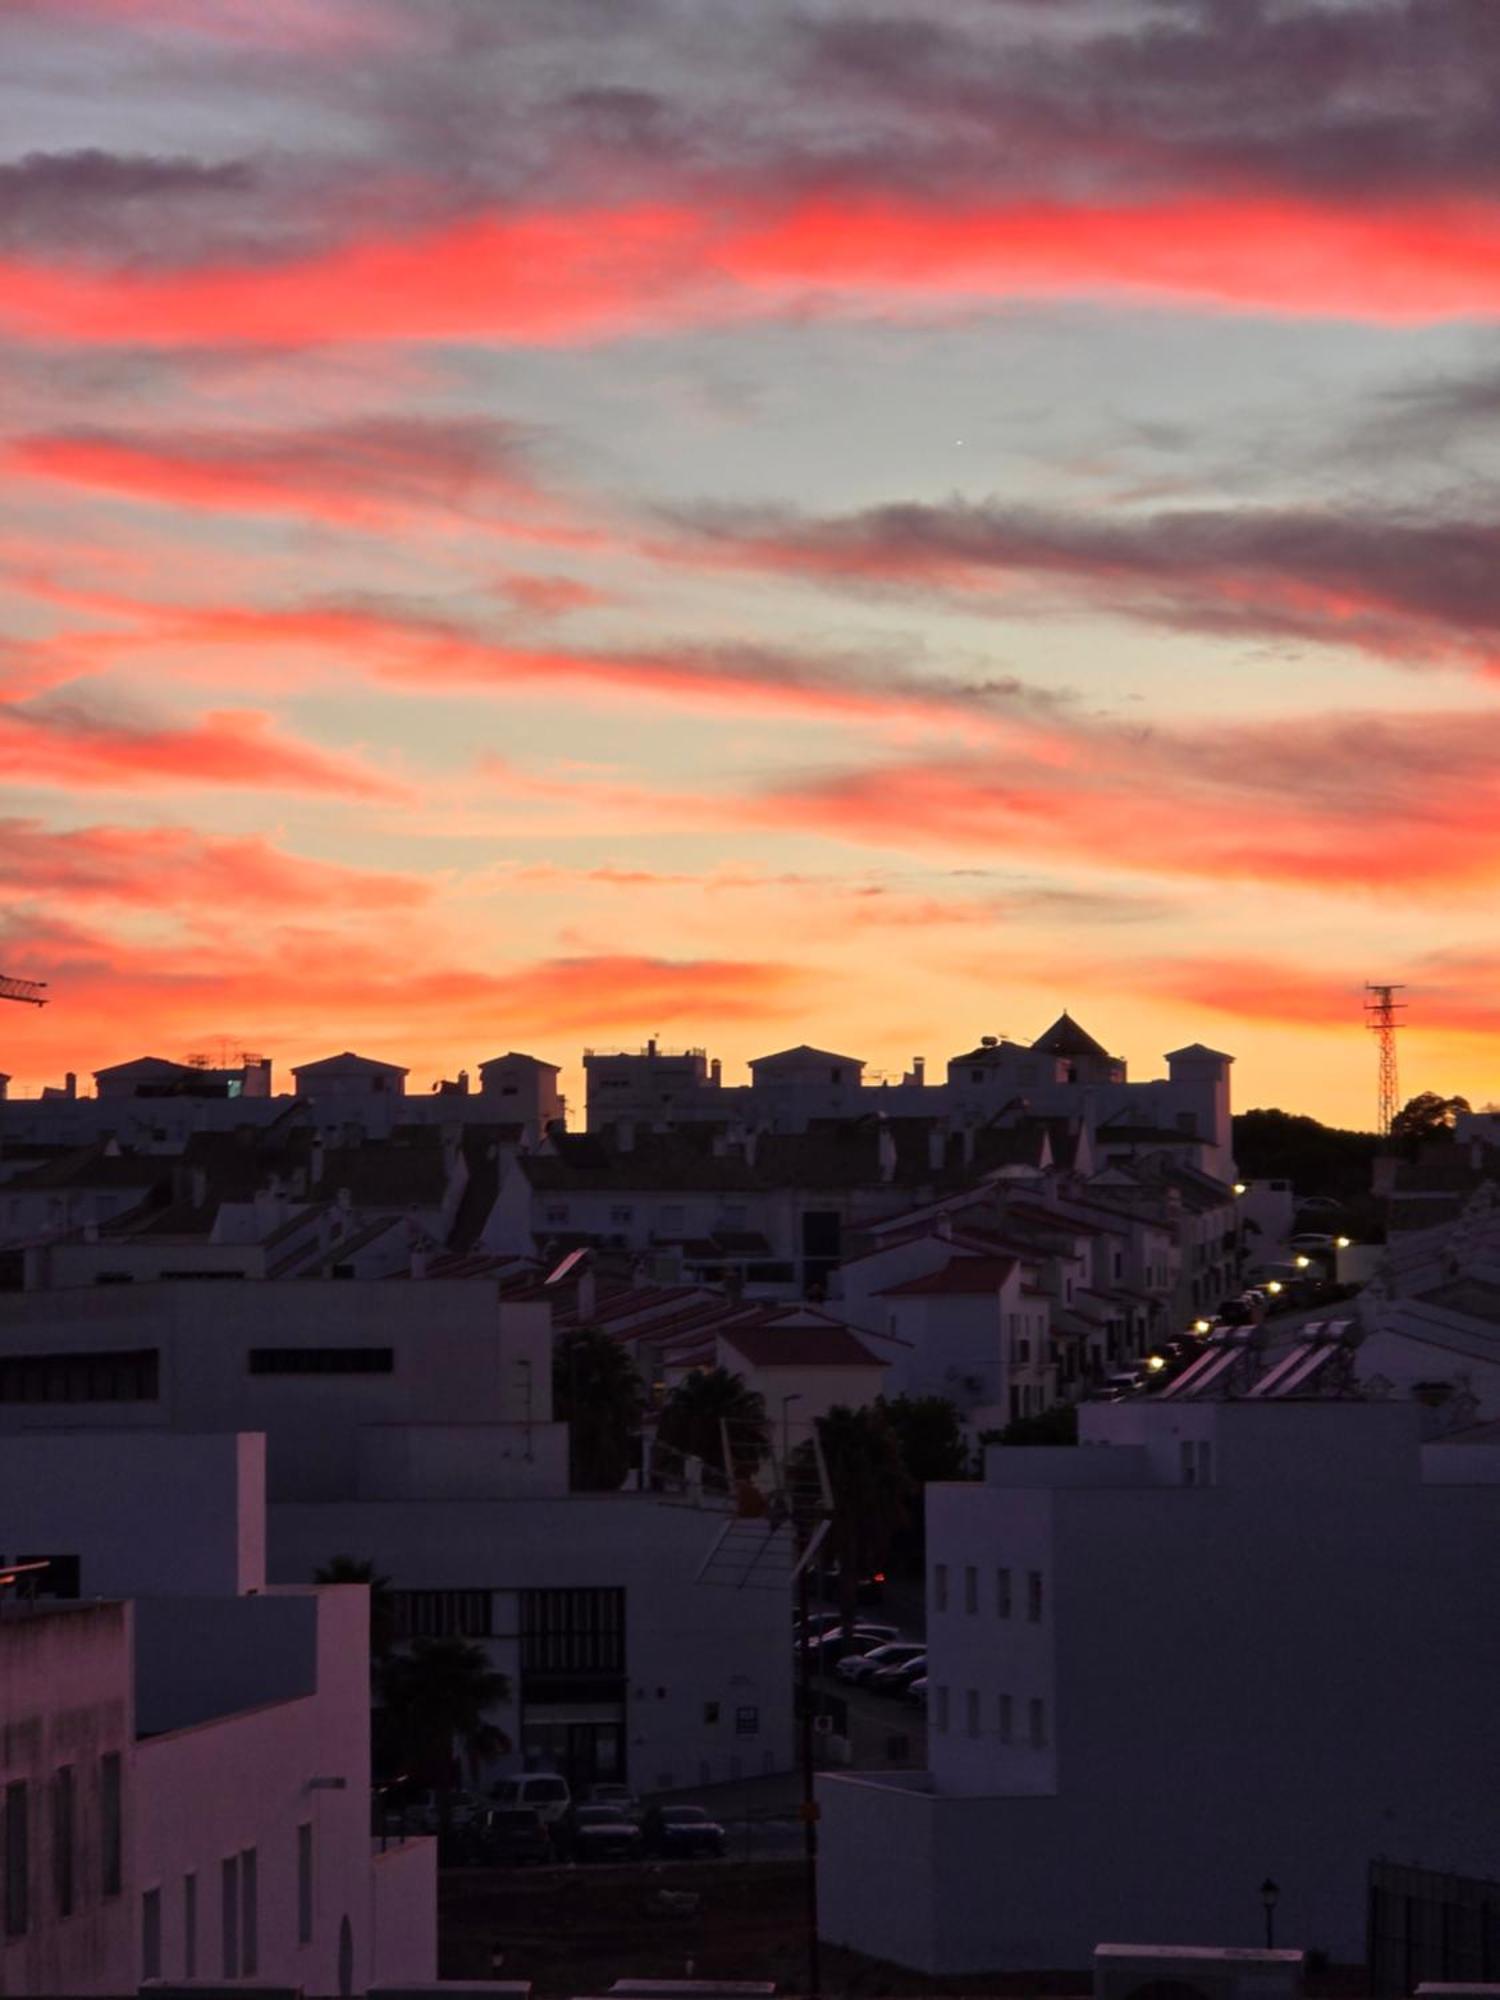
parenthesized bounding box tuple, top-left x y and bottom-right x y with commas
(997, 1693, 1013, 1742)
(1027, 1570, 1044, 1622)
(1029, 1697, 1048, 1748)
(933, 1563, 948, 1612)
(735, 1706, 760, 1737)
(963, 1566, 978, 1614)
(996, 1568, 1012, 1618)
(934, 1686, 950, 1734)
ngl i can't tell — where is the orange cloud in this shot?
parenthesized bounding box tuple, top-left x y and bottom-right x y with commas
(0, 915, 812, 1093)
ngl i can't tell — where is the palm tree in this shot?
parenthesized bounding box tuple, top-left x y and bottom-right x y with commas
(655, 1367, 769, 1489)
(313, 1554, 396, 1661)
(815, 1404, 913, 1636)
(378, 1637, 512, 1823)
(552, 1327, 645, 1491)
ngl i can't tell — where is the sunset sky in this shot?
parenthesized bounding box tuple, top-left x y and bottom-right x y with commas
(3, 0, 1499, 1126)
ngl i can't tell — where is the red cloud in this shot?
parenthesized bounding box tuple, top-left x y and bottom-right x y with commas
(0, 819, 427, 911)
(6, 193, 1500, 351)
(0, 701, 401, 798)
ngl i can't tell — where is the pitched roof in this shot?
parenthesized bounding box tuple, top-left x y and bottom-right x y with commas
(750, 1045, 864, 1069)
(1164, 1043, 1235, 1063)
(478, 1052, 560, 1073)
(290, 1051, 409, 1078)
(719, 1321, 886, 1368)
(1030, 1011, 1112, 1060)
(879, 1255, 1019, 1297)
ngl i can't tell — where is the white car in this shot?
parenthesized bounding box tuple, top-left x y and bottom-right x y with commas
(836, 1640, 924, 1687)
(490, 1772, 571, 1825)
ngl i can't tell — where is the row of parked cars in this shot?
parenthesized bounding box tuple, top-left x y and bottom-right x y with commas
(393, 1777, 728, 1868)
(794, 1610, 928, 1707)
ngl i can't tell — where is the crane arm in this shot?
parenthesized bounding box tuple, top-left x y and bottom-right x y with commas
(0, 973, 47, 1006)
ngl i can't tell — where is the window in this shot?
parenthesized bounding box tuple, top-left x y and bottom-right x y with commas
(934, 1686, 949, 1734)
(963, 1565, 978, 1614)
(544, 1204, 569, 1225)
(248, 1347, 393, 1375)
(4, 1782, 28, 1937)
(142, 1888, 162, 1981)
(829, 1067, 843, 1084)
(297, 1828, 313, 1947)
(1029, 1697, 1048, 1747)
(997, 1693, 1013, 1743)
(735, 1706, 760, 1737)
(995, 1568, 1012, 1619)
(519, 1588, 625, 1675)
(100, 1754, 122, 1897)
(239, 1848, 257, 1976)
(609, 1205, 634, 1226)
(389, 1589, 494, 1640)
(184, 1873, 197, 1977)
(0, 1349, 158, 1404)
(933, 1563, 948, 1613)
(52, 1766, 73, 1918)
(221, 1856, 239, 1979)
(702, 1702, 720, 1725)
(965, 1689, 980, 1738)
(1027, 1570, 1044, 1622)
(971, 1069, 983, 1084)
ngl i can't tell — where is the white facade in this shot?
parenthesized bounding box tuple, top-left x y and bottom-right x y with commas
(0, 1432, 435, 1997)
(818, 1399, 1500, 1974)
(0, 1284, 794, 1801)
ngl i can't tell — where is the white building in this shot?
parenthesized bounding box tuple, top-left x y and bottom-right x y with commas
(0, 1277, 794, 1798)
(0, 1430, 435, 1997)
(817, 1397, 1500, 1975)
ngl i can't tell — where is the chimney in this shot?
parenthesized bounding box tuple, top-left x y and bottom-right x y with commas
(913, 1056, 925, 1087)
(577, 1264, 597, 1320)
(65, 1072, 77, 1101)
(457, 1069, 470, 1095)
(710, 1058, 722, 1087)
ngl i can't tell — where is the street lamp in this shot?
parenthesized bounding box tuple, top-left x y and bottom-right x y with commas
(1260, 1876, 1280, 1949)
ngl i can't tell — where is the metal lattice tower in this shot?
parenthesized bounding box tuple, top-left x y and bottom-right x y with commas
(0, 974, 46, 1006)
(1365, 983, 1405, 1135)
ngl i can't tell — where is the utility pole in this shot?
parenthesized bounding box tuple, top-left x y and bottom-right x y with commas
(1364, 984, 1406, 1136)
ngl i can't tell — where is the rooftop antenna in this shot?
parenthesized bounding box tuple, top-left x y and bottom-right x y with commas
(1365, 983, 1406, 1136)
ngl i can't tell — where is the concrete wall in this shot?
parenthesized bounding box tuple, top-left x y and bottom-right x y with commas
(0, 1430, 265, 1597)
(0, 1285, 560, 1504)
(0, 1602, 136, 1997)
(821, 1411, 1500, 1975)
(134, 1586, 435, 1996)
(268, 1495, 795, 1791)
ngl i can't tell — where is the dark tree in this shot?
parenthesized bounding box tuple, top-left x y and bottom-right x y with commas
(655, 1366, 769, 1488)
(313, 1553, 396, 1661)
(379, 1637, 511, 1811)
(877, 1395, 972, 1565)
(1391, 1092, 1472, 1145)
(552, 1326, 644, 1491)
(1233, 1108, 1381, 1200)
(813, 1403, 913, 1635)
(980, 1403, 1079, 1448)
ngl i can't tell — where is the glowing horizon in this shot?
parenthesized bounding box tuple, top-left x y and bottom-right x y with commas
(3, 0, 1498, 1131)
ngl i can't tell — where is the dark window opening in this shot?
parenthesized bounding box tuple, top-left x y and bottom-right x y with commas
(0, 1349, 158, 1404)
(519, 1587, 625, 1676)
(247, 1347, 393, 1375)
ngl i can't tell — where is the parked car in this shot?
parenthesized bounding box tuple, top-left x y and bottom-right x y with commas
(1288, 1233, 1337, 1252)
(1296, 1196, 1345, 1214)
(467, 1807, 553, 1868)
(837, 1640, 925, 1687)
(1102, 1370, 1143, 1396)
(868, 1652, 926, 1696)
(800, 1625, 895, 1668)
(490, 1772, 572, 1826)
(903, 1675, 928, 1709)
(563, 1804, 644, 1863)
(641, 1803, 727, 1858)
(585, 1782, 641, 1818)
